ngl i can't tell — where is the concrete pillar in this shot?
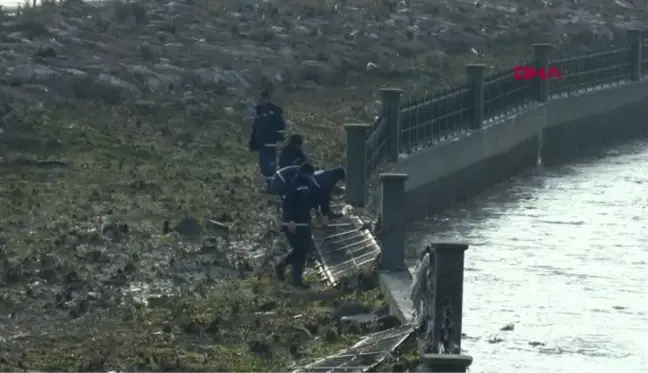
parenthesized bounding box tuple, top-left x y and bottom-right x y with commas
(344, 123, 370, 207)
(381, 88, 402, 162)
(378, 173, 408, 271)
(628, 29, 642, 81)
(431, 243, 469, 352)
(465, 64, 485, 130)
(419, 354, 473, 372)
(532, 43, 551, 102)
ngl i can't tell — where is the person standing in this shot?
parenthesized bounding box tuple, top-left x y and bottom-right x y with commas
(249, 90, 286, 190)
(276, 162, 318, 288)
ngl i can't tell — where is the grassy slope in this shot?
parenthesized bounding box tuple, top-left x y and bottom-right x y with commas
(0, 91, 392, 370)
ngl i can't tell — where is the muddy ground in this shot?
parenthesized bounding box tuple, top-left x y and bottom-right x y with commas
(1, 0, 645, 370)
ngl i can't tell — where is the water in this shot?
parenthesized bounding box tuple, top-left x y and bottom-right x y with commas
(410, 140, 648, 373)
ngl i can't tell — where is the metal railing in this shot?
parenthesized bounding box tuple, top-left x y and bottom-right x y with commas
(642, 38, 648, 75)
(344, 30, 646, 208)
(400, 85, 471, 154)
(483, 64, 535, 120)
(550, 47, 630, 96)
(365, 115, 388, 180)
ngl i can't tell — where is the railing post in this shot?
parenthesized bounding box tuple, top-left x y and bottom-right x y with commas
(378, 173, 408, 271)
(381, 88, 403, 162)
(533, 43, 550, 102)
(628, 29, 642, 81)
(465, 64, 485, 130)
(432, 243, 469, 352)
(419, 354, 473, 372)
(344, 123, 370, 207)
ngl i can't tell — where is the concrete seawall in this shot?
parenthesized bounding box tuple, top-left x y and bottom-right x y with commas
(391, 80, 648, 220)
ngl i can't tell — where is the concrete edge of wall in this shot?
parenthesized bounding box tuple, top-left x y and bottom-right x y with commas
(378, 270, 415, 325)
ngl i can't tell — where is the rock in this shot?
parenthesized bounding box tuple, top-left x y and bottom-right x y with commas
(333, 302, 372, 321)
(340, 313, 377, 326)
(247, 340, 273, 360)
(34, 44, 58, 58)
(100, 216, 122, 243)
(0, 0, 642, 131)
(299, 60, 336, 85)
(126, 64, 180, 93)
(257, 300, 277, 312)
(174, 216, 202, 236)
(8, 64, 58, 86)
(93, 74, 142, 103)
(377, 314, 401, 330)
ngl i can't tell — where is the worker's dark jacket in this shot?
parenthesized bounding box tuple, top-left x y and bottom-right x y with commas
(279, 144, 307, 168)
(282, 175, 316, 228)
(249, 103, 286, 151)
(270, 165, 299, 197)
(313, 167, 346, 217)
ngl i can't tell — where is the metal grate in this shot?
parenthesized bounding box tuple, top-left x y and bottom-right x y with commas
(312, 212, 380, 286)
(293, 325, 415, 373)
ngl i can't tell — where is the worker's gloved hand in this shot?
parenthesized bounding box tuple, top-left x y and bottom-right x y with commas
(318, 216, 329, 228)
(285, 221, 297, 233)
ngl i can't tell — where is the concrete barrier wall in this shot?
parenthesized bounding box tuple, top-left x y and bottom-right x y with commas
(390, 80, 648, 220)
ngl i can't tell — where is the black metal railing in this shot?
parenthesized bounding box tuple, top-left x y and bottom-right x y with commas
(365, 115, 388, 180)
(550, 47, 630, 96)
(483, 64, 535, 120)
(642, 38, 648, 77)
(356, 33, 646, 189)
(400, 85, 471, 154)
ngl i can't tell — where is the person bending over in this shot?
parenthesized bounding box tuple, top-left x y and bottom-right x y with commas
(313, 167, 346, 220)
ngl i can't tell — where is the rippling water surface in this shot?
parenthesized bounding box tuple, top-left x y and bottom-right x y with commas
(408, 140, 648, 373)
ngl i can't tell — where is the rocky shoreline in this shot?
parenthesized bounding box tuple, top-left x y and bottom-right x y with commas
(2, 0, 645, 111)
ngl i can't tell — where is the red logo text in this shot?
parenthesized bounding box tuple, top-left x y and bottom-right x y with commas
(513, 66, 563, 80)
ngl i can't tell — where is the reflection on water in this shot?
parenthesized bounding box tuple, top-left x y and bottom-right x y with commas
(409, 140, 648, 373)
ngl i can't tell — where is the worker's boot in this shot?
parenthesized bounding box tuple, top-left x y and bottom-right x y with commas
(275, 256, 288, 282)
(290, 260, 310, 289)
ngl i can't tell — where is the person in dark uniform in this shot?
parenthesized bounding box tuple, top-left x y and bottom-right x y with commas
(313, 167, 346, 221)
(249, 90, 286, 189)
(270, 165, 300, 198)
(278, 134, 307, 169)
(276, 162, 318, 288)
(270, 164, 325, 199)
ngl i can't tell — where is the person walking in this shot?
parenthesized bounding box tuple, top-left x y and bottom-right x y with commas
(275, 162, 318, 288)
(249, 90, 286, 190)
